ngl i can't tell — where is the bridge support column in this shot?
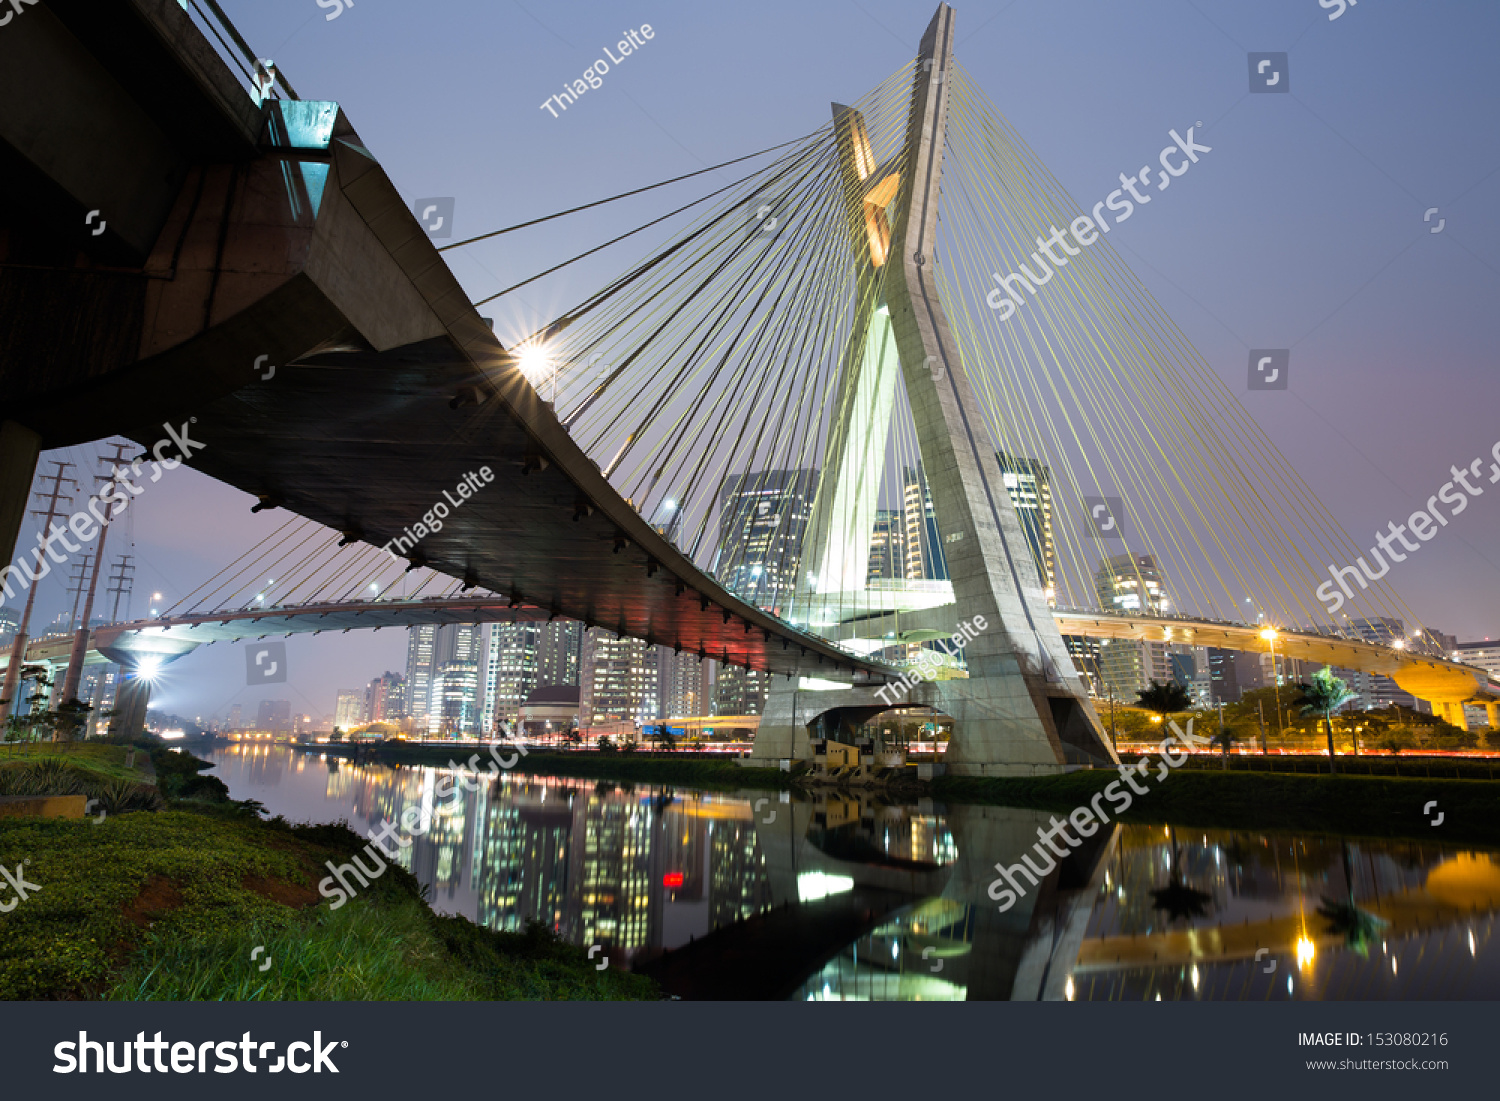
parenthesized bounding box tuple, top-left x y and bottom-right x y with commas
(1486, 703, 1499, 730)
(108, 669, 152, 740)
(1433, 700, 1469, 730)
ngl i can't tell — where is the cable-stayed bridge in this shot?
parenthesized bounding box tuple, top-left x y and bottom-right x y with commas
(4, 596, 1494, 731)
(2, 2, 1492, 771)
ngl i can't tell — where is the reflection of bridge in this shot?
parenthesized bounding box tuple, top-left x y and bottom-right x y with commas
(2, 2, 1479, 766)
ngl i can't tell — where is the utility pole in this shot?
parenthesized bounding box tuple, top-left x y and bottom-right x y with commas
(1257, 699, 1269, 755)
(106, 554, 136, 622)
(65, 553, 94, 632)
(86, 555, 137, 741)
(58, 444, 131, 710)
(1217, 702, 1227, 770)
(0, 462, 77, 726)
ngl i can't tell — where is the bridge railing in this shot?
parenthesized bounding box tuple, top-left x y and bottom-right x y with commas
(176, 0, 300, 103)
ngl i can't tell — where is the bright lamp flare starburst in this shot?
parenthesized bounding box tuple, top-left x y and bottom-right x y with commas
(517, 344, 551, 386)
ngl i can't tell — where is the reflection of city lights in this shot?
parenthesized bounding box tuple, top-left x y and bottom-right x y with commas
(1470, 929, 1477, 956)
(1296, 937, 1316, 969)
(1190, 964, 1200, 992)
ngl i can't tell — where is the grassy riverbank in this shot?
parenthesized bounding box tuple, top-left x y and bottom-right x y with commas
(0, 747, 656, 1001)
(933, 768, 1500, 847)
(0, 741, 160, 800)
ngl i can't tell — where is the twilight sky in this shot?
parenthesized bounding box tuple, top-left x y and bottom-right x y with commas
(16, 0, 1500, 720)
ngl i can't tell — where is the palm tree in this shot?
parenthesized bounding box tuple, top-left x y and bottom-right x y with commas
(1150, 826, 1213, 924)
(1294, 666, 1358, 775)
(1317, 841, 1387, 956)
(1136, 680, 1192, 723)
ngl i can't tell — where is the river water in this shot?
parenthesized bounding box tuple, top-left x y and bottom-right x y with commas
(204, 744, 1500, 1001)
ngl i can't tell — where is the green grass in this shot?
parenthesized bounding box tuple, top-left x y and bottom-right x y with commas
(107, 893, 655, 1001)
(0, 741, 153, 784)
(932, 767, 1500, 846)
(0, 745, 162, 814)
(0, 806, 657, 1001)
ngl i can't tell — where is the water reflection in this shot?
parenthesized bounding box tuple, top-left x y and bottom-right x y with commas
(207, 745, 1500, 1000)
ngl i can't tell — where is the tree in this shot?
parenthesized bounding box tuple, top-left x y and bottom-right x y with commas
(560, 727, 583, 750)
(1316, 841, 1387, 955)
(1150, 826, 1212, 924)
(1294, 666, 1357, 774)
(52, 697, 93, 744)
(1210, 719, 1236, 769)
(649, 725, 677, 753)
(1225, 686, 1286, 750)
(4, 664, 58, 749)
(1136, 680, 1192, 723)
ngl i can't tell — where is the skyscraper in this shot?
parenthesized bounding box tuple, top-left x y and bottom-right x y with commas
(714, 467, 819, 614)
(406, 624, 484, 735)
(365, 671, 406, 723)
(1096, 553, 1165, 615)
(405, 625, 438, 729)
(867, 508, 905, 582)
(712, 662, 766, 717)
(580, 629, 660, 728)
(334, 689, 365, 730)
(1343, 618, 1418, 710)
(1095, 554, 1170, 700)
(255, 699, 291, 732)
(658, 646, 709, 720)
(901, 464, 947, 582)
(995, 451, 1054, 598)
(432, 624, 483, 735)
(484, 619, 584, 734)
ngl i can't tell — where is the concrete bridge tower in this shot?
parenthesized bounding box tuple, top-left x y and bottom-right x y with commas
(754, 5, 1117, 775)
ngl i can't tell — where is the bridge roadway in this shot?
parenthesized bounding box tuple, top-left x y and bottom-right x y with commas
(0, 0, 886, 690)
(825, 596, 1500, 726)
(5, 597, 1495, 726)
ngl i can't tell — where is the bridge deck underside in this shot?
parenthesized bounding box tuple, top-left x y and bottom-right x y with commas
(111, 335, 885, 685)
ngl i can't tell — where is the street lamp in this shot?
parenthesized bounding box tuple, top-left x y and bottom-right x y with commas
(1261, 627, 1285, 743)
